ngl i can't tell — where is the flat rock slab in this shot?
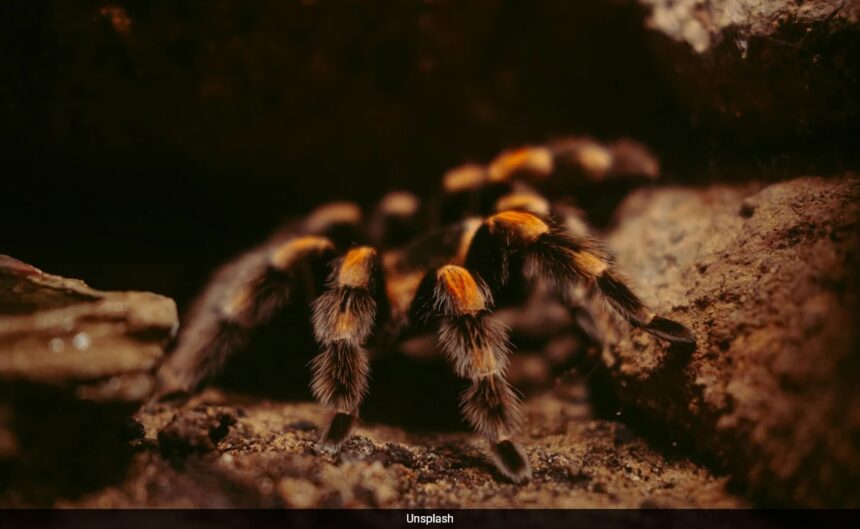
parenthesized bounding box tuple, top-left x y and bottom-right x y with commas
(596, 175, 860, 506)
(47, 389, 744, 508)
(0, 255, 177, 401)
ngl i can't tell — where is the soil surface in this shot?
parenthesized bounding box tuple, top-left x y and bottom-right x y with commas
(41, 387, 743, 509)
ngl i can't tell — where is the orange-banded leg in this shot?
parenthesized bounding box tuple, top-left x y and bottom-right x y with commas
(492, 191, 603, 346)
(438, 137, 659, 223)
(154, 236, 336, 401)
(493, 186, 590, 241)
(409, 265, 530, 483)
(311, 246, 390, 450)
(486, 137, 659, 187)
(465, 210, 696, 346)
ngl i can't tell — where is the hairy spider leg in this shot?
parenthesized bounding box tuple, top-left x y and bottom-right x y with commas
(311, 246, 390, 449)
(465, 211, 695, 345)
(409, 265, 531, 483)
(154, 235, 336, 400)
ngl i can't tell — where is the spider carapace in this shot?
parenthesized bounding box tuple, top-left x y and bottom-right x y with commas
(154, 137, 696, 483)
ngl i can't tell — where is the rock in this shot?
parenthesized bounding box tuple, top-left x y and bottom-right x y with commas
(594, 174, 860, 506)
(158, 406, 237, 457)
(0, 256, 178, 502)
(0, 255, 177, 397)
(640, 0, 860, 140)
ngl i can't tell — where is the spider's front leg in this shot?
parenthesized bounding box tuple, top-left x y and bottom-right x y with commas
(493, 190, 604, 345)
(465, 210, 696, 346)
(311, 246, 390, 450)
(409, 265, 531, 483)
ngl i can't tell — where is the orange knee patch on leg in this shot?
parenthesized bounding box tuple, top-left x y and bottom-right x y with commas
(488, 147, 553, 183)
(443, 164, 486, 193)
(487, 211, 550, 243)
(338, 247, 377, 288)
(380, 191, 419, 217)
(270, 236, 334, 270)
(304, 202, 362, 234)
(437, 265, 486, 314)
(575, 142, 613, 177)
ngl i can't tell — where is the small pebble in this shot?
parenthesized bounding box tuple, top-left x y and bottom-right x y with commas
(739, 200, 756, 218)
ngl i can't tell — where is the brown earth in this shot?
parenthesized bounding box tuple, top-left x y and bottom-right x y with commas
(45, 388, 742, 509)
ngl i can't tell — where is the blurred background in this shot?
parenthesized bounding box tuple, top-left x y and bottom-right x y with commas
(3, 0, 856, 309)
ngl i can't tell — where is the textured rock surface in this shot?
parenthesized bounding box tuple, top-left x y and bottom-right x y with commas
(0, 255, 177, 399)
(641, 0, 860, 139)
(595, 174, 860, 506)
(13, 389, 742, 508)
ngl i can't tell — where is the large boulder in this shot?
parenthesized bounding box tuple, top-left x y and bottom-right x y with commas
(594, 174, 860, 506)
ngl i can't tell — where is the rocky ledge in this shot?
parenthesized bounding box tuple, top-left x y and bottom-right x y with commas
(594, 174, 860, 507)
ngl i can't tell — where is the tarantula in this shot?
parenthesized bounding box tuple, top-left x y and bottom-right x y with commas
(154, 136, 696, 483)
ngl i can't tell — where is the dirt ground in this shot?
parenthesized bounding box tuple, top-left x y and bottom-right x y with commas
(44, 385, 742, 509)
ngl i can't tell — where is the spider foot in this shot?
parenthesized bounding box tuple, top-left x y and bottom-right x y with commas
(644, 316, 696, 347)
(319, 412, 356, 452)
(490, 439, 532, 484)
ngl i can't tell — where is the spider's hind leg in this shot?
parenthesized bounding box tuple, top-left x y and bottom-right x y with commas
(410, 265, 531, 483)
(311, 246, 389, 450)
(153, 236, 336, 401)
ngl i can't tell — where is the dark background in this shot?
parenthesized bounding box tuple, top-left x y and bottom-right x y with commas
(1, 0, 856, 308)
